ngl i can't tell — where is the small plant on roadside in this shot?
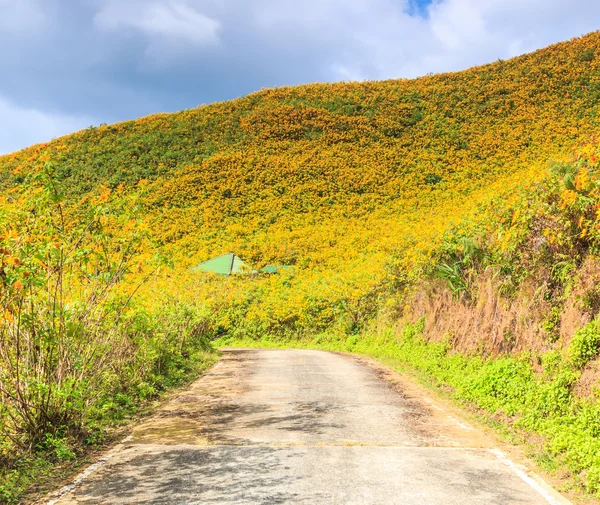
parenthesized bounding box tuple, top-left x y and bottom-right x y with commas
(569, 320, 600, 368)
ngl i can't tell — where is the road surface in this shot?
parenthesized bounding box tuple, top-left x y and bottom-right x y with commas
(49, 349, 570, 505)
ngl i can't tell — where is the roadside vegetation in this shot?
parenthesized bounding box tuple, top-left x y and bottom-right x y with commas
(1, 31, 600, 502)
(0, 164, 216, 503)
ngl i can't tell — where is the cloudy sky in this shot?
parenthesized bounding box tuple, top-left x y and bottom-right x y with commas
(1, 0, 599, 154)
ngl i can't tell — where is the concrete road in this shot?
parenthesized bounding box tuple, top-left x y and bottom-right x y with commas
(50, 349, 570, 505)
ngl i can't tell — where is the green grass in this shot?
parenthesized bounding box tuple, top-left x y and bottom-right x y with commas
(219, 320, 600, 497)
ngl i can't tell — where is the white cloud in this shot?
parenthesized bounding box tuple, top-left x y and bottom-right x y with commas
(0, 97, 94, 155)
(429, 0, 487, 51)
(305, 0, 600, 80)
(243, 0, 600, 80)
(0, 0, 46, 32)
(2, 0, 600, 153)
(95, 0, 221, 53)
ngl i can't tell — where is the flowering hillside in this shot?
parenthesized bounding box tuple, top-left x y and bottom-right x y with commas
(1, 31, 600, 502)
(9, 34, 600, 333)
(2, 34, 600, 333)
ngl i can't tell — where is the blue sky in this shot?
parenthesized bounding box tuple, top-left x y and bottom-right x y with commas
(0, 0, 599, 154)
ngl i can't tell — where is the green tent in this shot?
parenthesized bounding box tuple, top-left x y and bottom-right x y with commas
(259, 264, 292, 274)
(191, 253, 250, 275)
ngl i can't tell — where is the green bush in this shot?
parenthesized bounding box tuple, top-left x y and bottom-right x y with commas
(0, 166, 217, 504)
(580, 49, 595, 62)
(570, 320, 600, 368)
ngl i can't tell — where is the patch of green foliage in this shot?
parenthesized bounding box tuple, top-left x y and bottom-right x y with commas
(570, 320, 600, 368)
(0, 343, 217, 505)
(0, 166, 218, 505)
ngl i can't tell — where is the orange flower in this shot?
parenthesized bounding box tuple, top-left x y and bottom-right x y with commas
(560, 190, 577, 208)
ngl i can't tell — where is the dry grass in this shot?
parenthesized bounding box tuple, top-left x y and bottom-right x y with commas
(405, 273, 551, 356)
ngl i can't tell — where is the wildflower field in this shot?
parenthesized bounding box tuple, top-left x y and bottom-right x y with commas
(1, 31, 600, 502)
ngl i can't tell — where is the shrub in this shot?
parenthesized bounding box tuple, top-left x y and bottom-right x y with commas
(0, 164, 216, 503)
(579, 49, 595, 62)
(570, 320, 600, 368)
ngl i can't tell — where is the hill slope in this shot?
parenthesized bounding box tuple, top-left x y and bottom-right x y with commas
(2, 32, 599, 274)
(1, 32, 599, 338)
